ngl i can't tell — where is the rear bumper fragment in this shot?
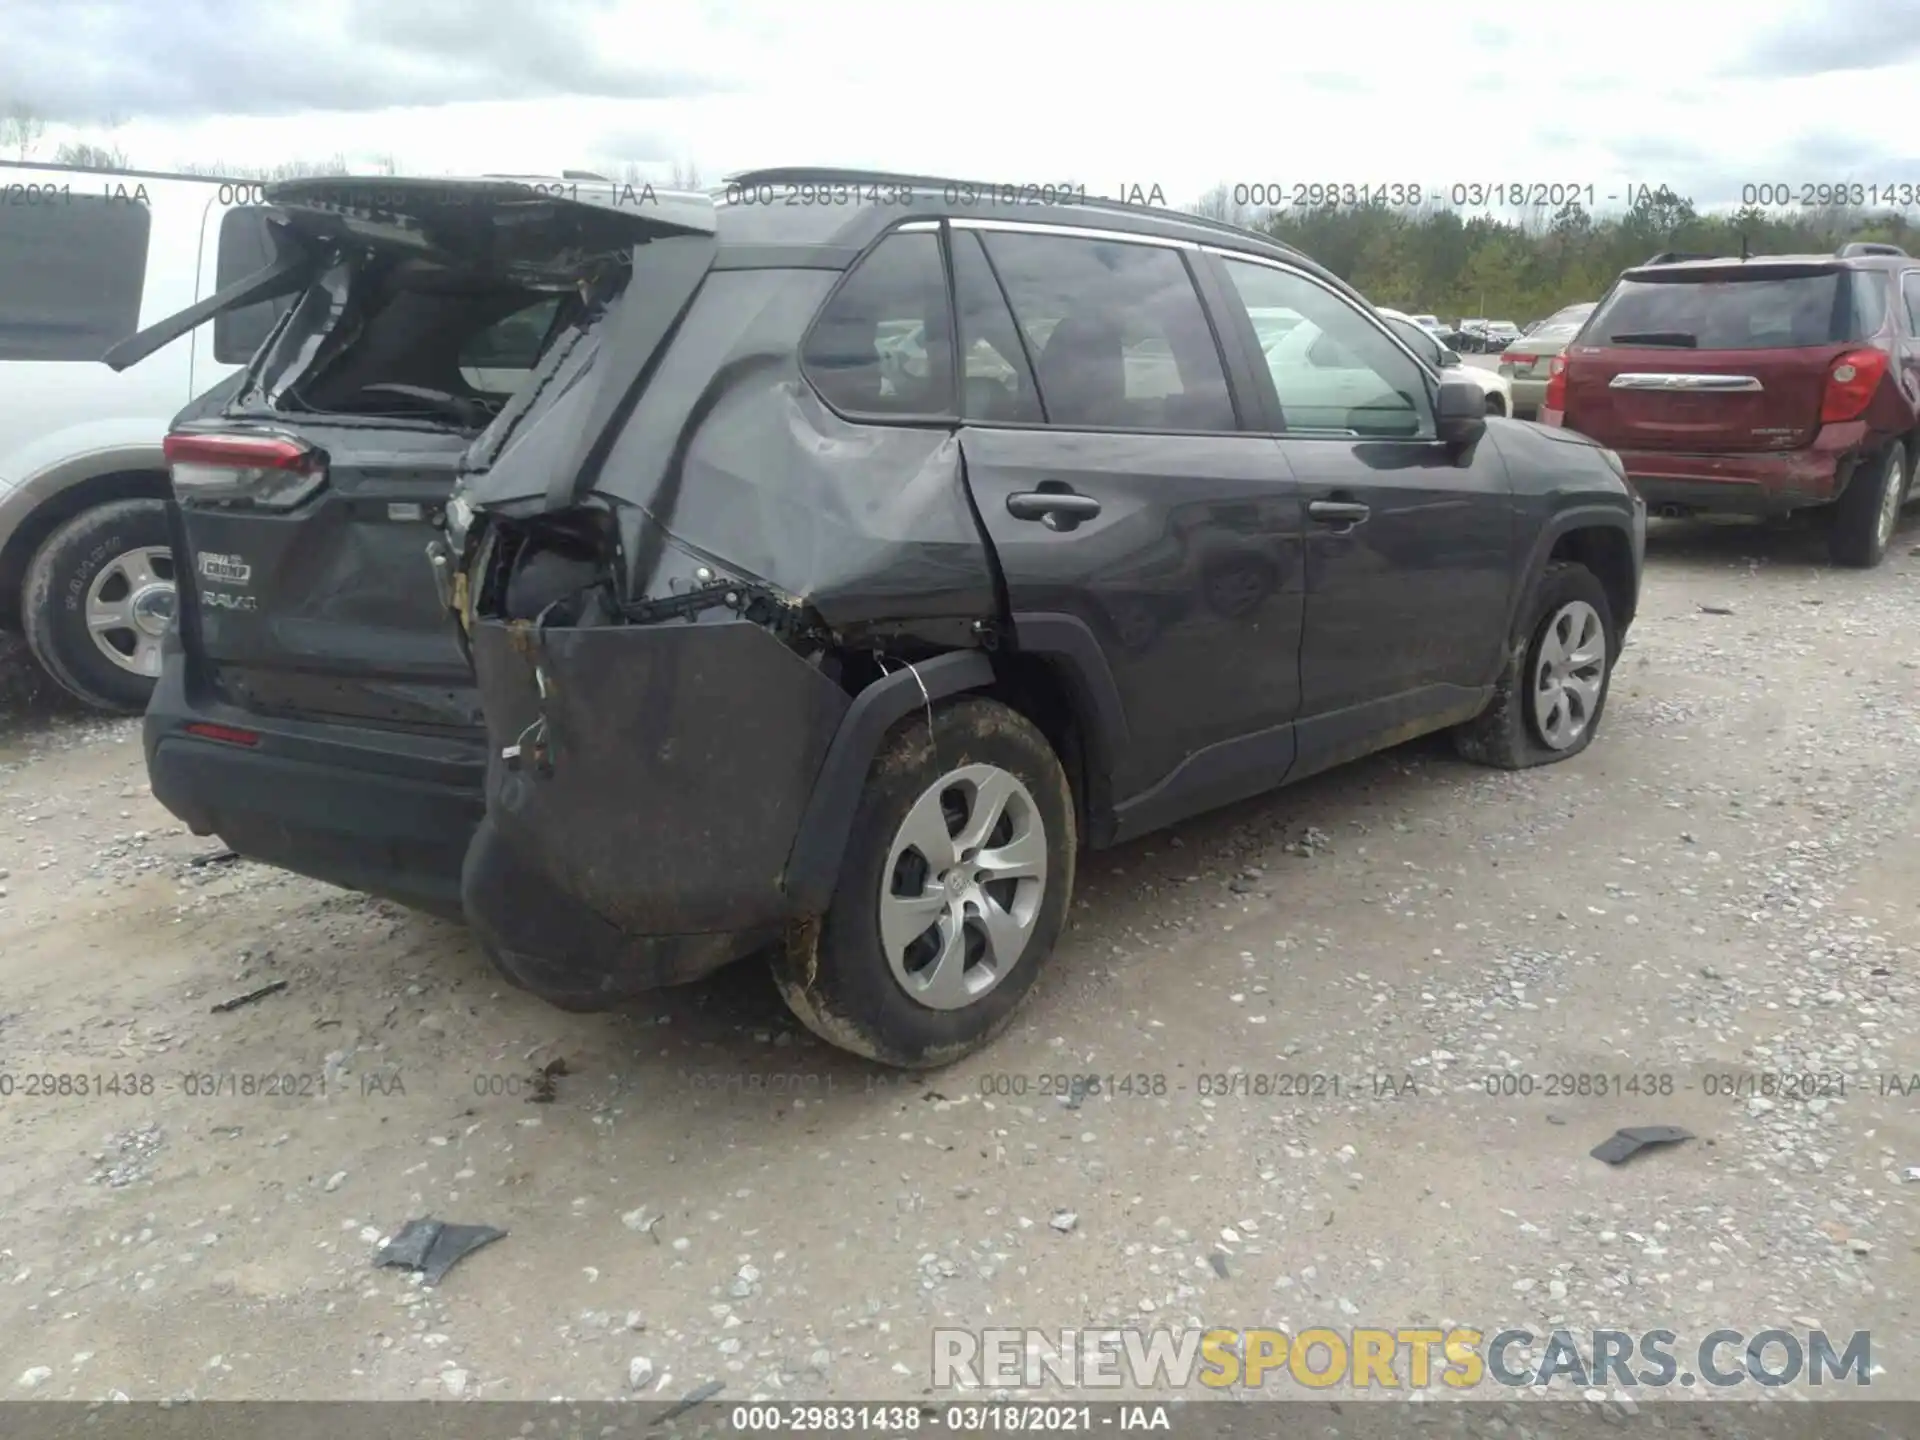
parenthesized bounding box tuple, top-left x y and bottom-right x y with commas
(461, 615, 853, 1007)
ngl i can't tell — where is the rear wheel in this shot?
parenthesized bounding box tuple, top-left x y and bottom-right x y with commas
(1828, 443, 1905, 568)
(1484, 393, 1506, 417)
(22, 499, 175, 714)
(771, 697, 1075, 1068)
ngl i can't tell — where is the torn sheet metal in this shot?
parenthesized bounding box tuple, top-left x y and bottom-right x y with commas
(461, 267, 998, 638)
(466, 614, 851, 940)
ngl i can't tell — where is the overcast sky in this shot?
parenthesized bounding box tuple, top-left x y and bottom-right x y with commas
(3, 0, 1915, 210)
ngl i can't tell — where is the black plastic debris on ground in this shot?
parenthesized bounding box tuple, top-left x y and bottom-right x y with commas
(1591, 1125, 1693, 1165)
(374, 1218, 507, 1285)
(191, 848, 240, 867)
(210, 979, 287, 1014)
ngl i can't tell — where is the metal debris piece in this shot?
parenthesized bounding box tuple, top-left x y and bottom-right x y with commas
(1590, 1125, 1693, 1166)
(373, 1218, 507, 1285)
(1208, 1252, 1231, 1279)
(210, 980, 288, 1014)
(1698, 604, 1735, 616)
(190, 849, 240, 867)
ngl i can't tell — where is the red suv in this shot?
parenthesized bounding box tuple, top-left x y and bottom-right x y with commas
(1541, 242, 1919, 566)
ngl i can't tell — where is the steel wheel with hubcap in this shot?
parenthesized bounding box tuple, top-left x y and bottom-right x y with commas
(880, 763, 1048, 1010)
(22, 497, 178, 714)
(84, 544, 176, 680)
(1530, 599, 1606, 751)
(772, 697, 1075, 1069)
(1451, 560, 1618, 769)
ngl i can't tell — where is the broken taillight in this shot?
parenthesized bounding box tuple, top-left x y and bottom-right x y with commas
(1819, 348, 1889, 424)
(163, 431, 326, 510)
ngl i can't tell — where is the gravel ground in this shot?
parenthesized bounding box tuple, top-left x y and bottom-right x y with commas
(1, 515, 1918, 1411)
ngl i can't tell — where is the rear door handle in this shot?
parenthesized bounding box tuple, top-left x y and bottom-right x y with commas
(1308, 499, 1370, 527)
(1007, 490, 1102, 530)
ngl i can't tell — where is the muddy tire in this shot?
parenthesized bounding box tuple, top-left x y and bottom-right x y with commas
(1452, 561, 1617, 769)
(1827, 443, 1906, 569)
(770, 696, 1076, 1069)
(22, 499, 176, 714)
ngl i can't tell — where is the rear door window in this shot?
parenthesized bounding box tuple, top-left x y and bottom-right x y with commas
(980, 230, 1237, 431)
(213, 206, 296, 363)
(0, 196, 151, 361)
(1588, 272, 1845, 349)
(801, 230, 956, 418)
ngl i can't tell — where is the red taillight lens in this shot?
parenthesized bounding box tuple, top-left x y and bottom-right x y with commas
(1544, 354, 1569, 410)
(184, 722, 260, 747)
(1820, 348, 1889, 424)
(164, 430, 324, 510)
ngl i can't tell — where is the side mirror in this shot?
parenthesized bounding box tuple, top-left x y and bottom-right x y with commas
(1435, 377, 1487, 448)
(1439, 348, 1462, 368)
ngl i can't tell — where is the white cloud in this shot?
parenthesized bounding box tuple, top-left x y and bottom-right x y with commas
(13, 0, 1913, 212)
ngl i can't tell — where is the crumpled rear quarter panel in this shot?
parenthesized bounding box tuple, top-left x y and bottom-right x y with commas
(467, 615, 851, 937)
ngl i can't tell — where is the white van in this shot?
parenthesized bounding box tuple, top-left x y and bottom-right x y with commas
(0, 160, 289, 711)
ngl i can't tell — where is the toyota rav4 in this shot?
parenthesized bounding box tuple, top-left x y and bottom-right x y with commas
(433, 168, 1646, 1067)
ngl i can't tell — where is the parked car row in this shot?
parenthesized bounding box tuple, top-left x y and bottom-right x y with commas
(1, 162, 1647, 1066)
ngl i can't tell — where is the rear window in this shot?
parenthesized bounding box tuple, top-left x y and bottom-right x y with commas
(1588, 271, 1850, 349)
(213, 206, 296, 364)
(0, 196, 151, 361)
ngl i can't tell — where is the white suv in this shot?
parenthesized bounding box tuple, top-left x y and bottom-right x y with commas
(0, 160, 287, 711)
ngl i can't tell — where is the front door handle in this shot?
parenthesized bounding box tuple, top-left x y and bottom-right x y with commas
(1308, 499, 1371, 527)
(1007, 490, 1102, 531)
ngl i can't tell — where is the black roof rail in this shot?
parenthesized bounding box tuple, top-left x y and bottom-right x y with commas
(1837, 241, 1908, 258)
(720, 166, 1308, 258)
(1643, 250, 1722, 266)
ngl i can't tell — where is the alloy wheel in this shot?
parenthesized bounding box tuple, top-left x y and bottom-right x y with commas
(85, 544, 176, 678)
(1531, 599, 1606, 751)
(878, 763, 1048, 1010)
(1876, 451, 1905, 549)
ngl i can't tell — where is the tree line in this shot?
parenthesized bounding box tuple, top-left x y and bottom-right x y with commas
(1189, 183, 1920, 323)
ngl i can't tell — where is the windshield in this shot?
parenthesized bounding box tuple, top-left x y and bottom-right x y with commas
(1588, 271, 1846, 349)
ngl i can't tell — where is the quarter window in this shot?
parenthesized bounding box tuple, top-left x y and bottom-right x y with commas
(1221, 258, 1433, 438)
(0, 195, 152, 361)
(979, 231, 1236, 431)
(1903, 273, 1920, 332)
(802, 230, 956, 417)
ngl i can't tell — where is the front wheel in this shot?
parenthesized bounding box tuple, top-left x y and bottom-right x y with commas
(21, 499, 176, 714)
(1452, 561, 1617, 769)
(771, 696, 1076, 1068)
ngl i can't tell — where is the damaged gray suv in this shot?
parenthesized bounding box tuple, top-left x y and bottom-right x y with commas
(131, 168, 1645, 1068)
(445, 169, 1645, 1067)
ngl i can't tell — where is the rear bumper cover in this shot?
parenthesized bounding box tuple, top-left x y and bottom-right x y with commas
(1538, 415, 1871, 515)
(143, 636, 486, 918)
(461, 615, 854, 1007)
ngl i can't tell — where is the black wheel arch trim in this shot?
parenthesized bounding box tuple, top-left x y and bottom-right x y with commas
(1510, 504, 1642, 641)
(782, 648, 998, 912)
